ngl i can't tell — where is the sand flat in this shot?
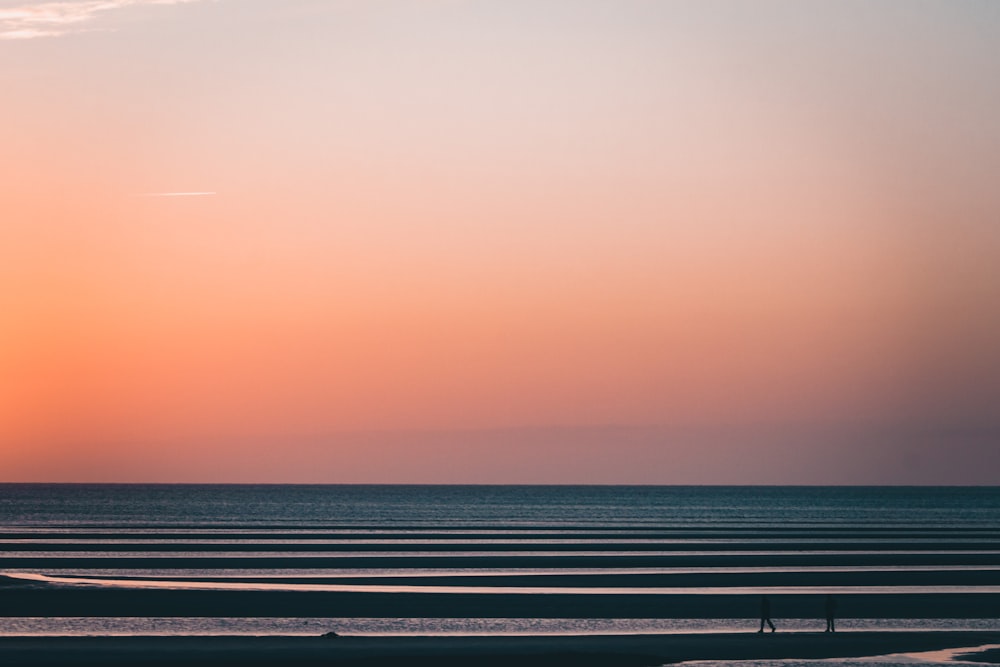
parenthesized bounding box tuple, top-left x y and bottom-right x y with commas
(3, 580, 1000, 618)
(2, 631, 1000, 666)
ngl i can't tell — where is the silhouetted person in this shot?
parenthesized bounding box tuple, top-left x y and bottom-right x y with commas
(825, 594, 837, 633)
(758, 595, 775, 633)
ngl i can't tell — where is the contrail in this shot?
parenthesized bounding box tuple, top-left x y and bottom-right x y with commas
(135, 191, 217, 197)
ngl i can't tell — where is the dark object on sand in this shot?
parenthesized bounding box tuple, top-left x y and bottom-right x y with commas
(825, 594, 838, 633)
(321, 631, 339, 639)
(758, 595, 775, 633)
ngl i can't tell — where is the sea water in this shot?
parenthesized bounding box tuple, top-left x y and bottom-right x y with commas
(2, 485, 999, 644)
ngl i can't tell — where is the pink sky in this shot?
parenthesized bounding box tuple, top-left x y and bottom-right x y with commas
(2, 1, 999, 482)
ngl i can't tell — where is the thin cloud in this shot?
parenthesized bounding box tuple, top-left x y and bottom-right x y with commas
(0, 0, 202, 40)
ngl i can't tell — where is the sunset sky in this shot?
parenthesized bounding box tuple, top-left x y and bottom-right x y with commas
(2, 0, 999, 483)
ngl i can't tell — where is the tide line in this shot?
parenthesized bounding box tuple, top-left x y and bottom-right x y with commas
(11, 573, 1000, 596)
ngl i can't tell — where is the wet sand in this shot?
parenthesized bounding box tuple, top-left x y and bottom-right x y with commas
(6, 553, 1000, 570)
(1, 631, 999, 666)
(3, 579, 1000, 619)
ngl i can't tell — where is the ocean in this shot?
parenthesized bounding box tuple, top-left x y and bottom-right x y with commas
(2, 484, 1000, 646)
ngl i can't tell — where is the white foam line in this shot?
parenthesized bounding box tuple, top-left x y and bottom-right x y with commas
(11, 573, 1000, 596)
(7, 550, 1000, 558)
(20, 564, 1000, 579)
(2, 538, 993, 545)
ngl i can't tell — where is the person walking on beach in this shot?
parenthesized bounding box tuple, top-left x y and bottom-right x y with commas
(758, 595, 775, 633)
(825, 594, 837, 633)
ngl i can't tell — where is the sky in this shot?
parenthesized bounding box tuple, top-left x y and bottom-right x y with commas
(2, 0, 999, 483)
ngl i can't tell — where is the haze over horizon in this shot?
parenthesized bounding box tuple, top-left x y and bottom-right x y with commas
(2, 1, 999, 484)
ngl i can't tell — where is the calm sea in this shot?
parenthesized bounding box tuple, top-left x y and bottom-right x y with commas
(2, 485, 1000, 647)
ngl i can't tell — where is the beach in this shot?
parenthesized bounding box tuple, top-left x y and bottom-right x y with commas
(1, 631, 999, 666)
(4, 574, 1000, 619)
(2, 485, 1000, 664)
